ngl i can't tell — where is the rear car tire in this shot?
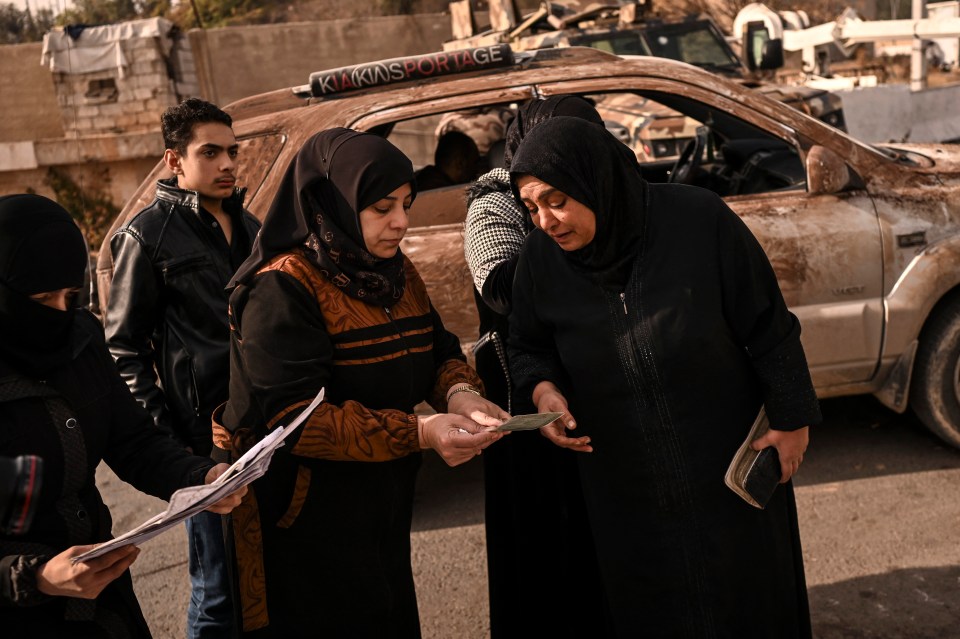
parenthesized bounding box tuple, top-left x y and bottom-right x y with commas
(910, 297, 960, 449)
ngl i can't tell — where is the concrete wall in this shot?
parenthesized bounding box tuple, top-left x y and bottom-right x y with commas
(171, 32, 202, 99)
(839, 82, 960, 143)
(0, 42, 64, 143)
(52, 34, 184, 137)
(189, 14, 452, 106)
(0, 151, 160, 211)
(0, 14, 454, 206)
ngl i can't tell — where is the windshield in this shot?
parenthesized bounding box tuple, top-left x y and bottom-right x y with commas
(640, 22, 740, 69)
(578, 32, 651, 56)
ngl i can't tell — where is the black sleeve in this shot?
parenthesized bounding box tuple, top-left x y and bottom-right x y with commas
(103, 228, 175, 439)
(233, 271, 335, 424)
(93, 322, 213, 498)
(0, 554, 52, 607)
(716, 200, 822, 430)
(479, 253, 520, 316)
(507, 247, 568, 400)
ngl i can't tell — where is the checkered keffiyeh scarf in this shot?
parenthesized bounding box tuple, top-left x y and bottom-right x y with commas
(464, 168, 529, 293)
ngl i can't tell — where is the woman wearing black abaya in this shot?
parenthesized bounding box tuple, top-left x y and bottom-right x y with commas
(464, 96, 609, 637)
(219, 128, 506, 637)
(508, 117, 821, 638)
(0, 194, 244, 637)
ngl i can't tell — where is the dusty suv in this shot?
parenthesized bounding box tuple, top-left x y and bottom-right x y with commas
(99, 46, 960, 449)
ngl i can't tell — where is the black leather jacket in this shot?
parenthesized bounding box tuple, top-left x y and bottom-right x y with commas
(104, 179, 259, 455)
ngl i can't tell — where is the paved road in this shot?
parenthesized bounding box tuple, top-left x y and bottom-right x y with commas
(98, 396, 960, 637)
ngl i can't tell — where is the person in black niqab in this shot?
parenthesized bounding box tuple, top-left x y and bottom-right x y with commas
(0, 194, 244, 637)
(508, 117, 821, 638)
(0, 194, 88, 377)
(221, 128, 507, 637)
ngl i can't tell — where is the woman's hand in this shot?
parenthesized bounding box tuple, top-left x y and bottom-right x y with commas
(751, 426, 809, 483)
(36, 544, 140, 599)
(532, 381, 592, 453)
(418, 413, 504, 467)
(202, 463, 248, 514)
(446, 386, 510, 428)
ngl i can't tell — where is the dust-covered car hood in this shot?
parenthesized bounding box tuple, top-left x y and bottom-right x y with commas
(873, 143, 960, 174)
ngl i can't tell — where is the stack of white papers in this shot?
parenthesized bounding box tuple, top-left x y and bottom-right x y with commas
(73, 389, 325, 563)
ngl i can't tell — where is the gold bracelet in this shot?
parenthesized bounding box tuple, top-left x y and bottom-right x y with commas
(447, 385, 482, 402)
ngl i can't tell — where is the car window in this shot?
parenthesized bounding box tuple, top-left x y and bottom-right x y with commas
(641, 24, 740, 68)
(576, 32, 650, 56)
(371, 89, 805, 215)
(386, 106, 514, 173)
(374, 106, 518, 229)
(591, 90, 806, 197)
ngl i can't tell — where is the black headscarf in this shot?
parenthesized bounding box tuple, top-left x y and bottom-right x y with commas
(230, 128, 416, 306)
(502, 95, 604, 169)
(509, 116, 648, 285)
(0, 194, 88, 377)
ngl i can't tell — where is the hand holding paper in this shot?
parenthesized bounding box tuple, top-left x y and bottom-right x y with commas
(446, 388, 510, 429)
(417, 412, 502, 467)
(202, 463, 247, 514)
(72, 388, 325, 564)
(38, 544, 141, 599)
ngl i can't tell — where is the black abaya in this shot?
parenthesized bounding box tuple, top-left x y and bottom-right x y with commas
(508, 119, 821, 638)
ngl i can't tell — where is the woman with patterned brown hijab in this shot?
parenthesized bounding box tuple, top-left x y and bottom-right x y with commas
(220, 128, 506, 637)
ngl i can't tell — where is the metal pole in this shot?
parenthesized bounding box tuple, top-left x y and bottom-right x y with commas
(910, 0, 927, 91)
(189, 0, 205, 29)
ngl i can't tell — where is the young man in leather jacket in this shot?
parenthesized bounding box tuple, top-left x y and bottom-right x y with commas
(104, 99, 260, 638)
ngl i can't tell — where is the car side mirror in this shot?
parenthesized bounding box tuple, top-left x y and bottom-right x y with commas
(806, 145, 851, 195)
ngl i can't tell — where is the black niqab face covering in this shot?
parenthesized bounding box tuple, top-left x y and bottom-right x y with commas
(509, 117, 648, 285)
(502, 95, 604, 169)
(0, 194, 88, 378)
(230, 128, 416, 306)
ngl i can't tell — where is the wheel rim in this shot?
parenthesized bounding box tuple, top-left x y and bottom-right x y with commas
(954, 354, 960, 406)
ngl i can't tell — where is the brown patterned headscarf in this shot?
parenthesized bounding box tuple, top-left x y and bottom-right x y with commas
(230, 128, 416, 306)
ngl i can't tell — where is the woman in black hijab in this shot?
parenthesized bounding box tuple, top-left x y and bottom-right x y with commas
(0, 194, 244, 638)
(508, 117, 821, 638)
(220, 128, 506, 637)
(463, 95, 608, 638)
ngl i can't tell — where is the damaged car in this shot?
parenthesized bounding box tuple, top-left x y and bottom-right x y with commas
(99, 45, 960, 448)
